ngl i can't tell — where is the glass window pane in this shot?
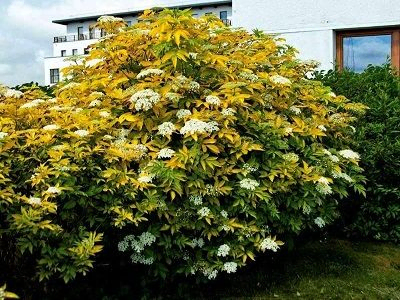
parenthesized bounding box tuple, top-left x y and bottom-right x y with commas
(343, 35, 391, 72)
(220, 11, 228, 20)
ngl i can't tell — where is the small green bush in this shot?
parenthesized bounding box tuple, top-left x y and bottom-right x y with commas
(315, 64, 400, 243)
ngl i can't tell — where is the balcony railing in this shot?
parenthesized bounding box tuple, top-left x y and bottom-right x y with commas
(221, 19, 232, 26)
(53, 32, 106, 43)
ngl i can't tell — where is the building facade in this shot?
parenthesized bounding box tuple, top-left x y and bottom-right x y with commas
(44, 0, 232, 85)
(44, 0, 400, 85)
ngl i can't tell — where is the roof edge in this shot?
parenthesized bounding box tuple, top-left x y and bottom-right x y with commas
(53, 0, 232, 25)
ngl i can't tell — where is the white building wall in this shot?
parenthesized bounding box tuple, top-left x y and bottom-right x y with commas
(232, 0, 400, 70)
(44, 4, 232, 85)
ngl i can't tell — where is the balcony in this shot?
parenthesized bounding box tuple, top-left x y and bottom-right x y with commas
(53, 32, 106, 43)
(221, 19, 232, 26)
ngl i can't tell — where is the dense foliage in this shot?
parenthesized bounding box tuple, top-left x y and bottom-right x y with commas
(1, 9, 365, 289)
(315, 64, 400, 243)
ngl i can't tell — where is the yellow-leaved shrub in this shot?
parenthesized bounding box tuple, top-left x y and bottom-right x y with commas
(0, 10, 366, 282)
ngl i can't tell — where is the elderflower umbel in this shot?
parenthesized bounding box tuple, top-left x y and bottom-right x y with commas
(130, 89, 161, 111)
(289, 106, 301, 115)
(43, 124, 59, 131)
(191, 238, 205, 248)
(221, 108, 235, 116)
(0, 132, 8, 139)
(220, 210, 228, 218)
(282, 153, 299, 162)
(98, 15, 124, 23)
(28, 197, 42, 205)
(157, 122, 176, 136)
(136, 68, 164, 79)
(223, 262, 237, 273)
(203, 268, 218, 280)
(73, 129, 89, 137)
(243, 163, 259, 172)
(180, 119, 219, 135)
(157, 148, 175, 159)
(139, 232, 156, 246)
(217, 244, 230, 257)
(138, 174, 154, 184)
(189, 81, 200, 93)
(99, 111, 111, 118)
(176, 109, 192, 119)
(270, 75, 291, 85)
(239, 178, 259, 191)
(46, 186, 61, 194)
(316, 177, 332, 195)
(239, 71, 259, 82)
(89, 99, 101, 107)
(314, 217, 326, 228)
(189, 195, 203, 206)
(198, 207, 211, 218)
(205, 95, 221, 106)
(131, 253, 154, 265)
(338, 149, 360, 160)
(4, 89, 23, 98)
(260, 237, 280, 252)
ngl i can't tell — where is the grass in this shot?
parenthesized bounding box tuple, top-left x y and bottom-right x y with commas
(31, 239, 400, 299)
(197, 239, 400, 300)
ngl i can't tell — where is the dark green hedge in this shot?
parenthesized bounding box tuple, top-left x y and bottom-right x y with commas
(315, 64, 400, 243)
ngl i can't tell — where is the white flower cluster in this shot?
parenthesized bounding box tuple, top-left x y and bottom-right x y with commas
(43, 124, 60, 131)
(239, 178, 259, 191)
(130, 253, 154, 265)
(98, 15, 124, 23)
(188, 81, 200, 93)
(314, 217, 326, 228)
(223, 262, 237, 273)
(270, 75, 292, 85)
(4, 88, 23, 98)
(205, 95, 221, 106)
(90, 92, 104, 100)
(118, 232, 156, 253)
(243, 163, 258, 172)
(338, 149, 360, 160)
(322, 149, 339, 163)
(282, 153, 299, 162)
(20, 99, 45, 109)
(198, 206, 211, 218)
(260, 236, 280, 252)
(189, 195, 203, 206)
(157, 148, 175, 159)
(220, 210, 228, 218)
(50, 105, 73, 112)
(99, 111, 111, 118)
(46, 186, 61, 194)
(176, 109, 192, 119)
(74, 129, 90, 137)
(289, 106, 301, 115)
(318, 125, 327, 132)
(221, 108, 235, 116)
(191, 237, 205, 248)
(316, 176, 333, 195)
(239, 71, 259, 82)
(133, 144, 148, 158)
(138, 173, 154, 184)
(166, 92, 180, 102)
(180, 119, 219, 135)
(89, 99, 102, 107)
(130, 89, 161, 111)
(0, 132, 8, 139)
(136, 68, 164, 79)
(189, 52, 198, 59)
(157, 122, 176, 136)
(28, 197, 42, 206)
(332, 171, 353, 183)
(203, 268, 218, 280)
(217, 244, 230, 257)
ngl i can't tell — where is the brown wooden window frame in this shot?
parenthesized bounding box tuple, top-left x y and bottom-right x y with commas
(336, 27, 400, 71)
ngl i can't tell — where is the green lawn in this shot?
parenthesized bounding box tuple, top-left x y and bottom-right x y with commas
(198, 239, 400, 300)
